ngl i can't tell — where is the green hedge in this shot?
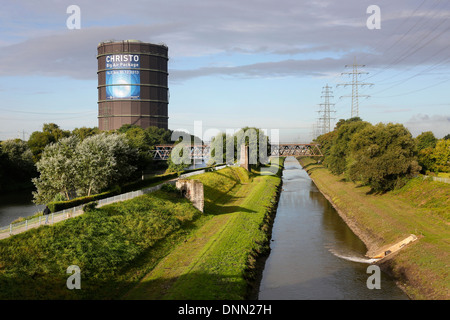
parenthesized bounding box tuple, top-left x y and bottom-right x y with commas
(47, 186, 121, 213)
(120, 172, 178, 193)
(47, 172, 179, 213)
(46, 164, 226, 213)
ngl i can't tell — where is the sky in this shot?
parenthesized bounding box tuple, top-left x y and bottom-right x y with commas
(0, 0, 449, 143)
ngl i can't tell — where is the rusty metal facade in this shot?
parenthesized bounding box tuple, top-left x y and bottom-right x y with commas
(97, 40, 169, 131)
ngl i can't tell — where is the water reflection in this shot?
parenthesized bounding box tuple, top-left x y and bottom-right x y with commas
(0, 189, 44, 227)
(258, 157, 408, 300)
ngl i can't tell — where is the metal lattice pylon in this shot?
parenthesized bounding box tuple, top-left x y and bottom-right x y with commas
(317, 84, 336, 135)
(337, 57, 373, 118)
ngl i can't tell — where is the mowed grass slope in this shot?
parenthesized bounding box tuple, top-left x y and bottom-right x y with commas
(125, 161, 283, 300)
(299, 157, 449, 300)
(0, 190, 200, 299)
(0, 160, 283, 300)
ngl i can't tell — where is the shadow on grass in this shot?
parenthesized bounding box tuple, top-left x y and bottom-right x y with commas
(202, 184, 256, 215)
(365, 188, 387, 195)
(125, 270, 247, 300)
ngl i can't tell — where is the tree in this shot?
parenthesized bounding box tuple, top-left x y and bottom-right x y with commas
(71, 127, 99, 140)
(0, 139, 36, 191)
(418, 147, 436, 174)
(165, 142, 191, 173)
(1, 139, 35, 179)
(207, 127, 271, 167)
(145, 126, 172, 146)
(432, 139, 450, 173)
(233, 127, 271, 167)
(117, 124, 173, 174)
(327, 119, 371, 175)
(32, 136, 79, 203)
(314, 130, 337, 165)
(32, 133, 139, 204)
(415, 131, 437, 151)
(347, 123, 420, 191)
(334, 117, 362, 130)
(75, 133, 137, 196)
(28, 123, 70, 162)
(209, 132, 233, 165)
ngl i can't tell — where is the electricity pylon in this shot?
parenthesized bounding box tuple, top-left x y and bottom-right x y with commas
(317, 84, 336, 135)
(338, 57, 373, 118)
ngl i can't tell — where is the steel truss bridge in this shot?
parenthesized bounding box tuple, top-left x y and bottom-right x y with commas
(151, 144, 322, 160)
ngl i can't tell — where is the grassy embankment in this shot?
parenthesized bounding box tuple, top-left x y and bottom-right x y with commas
(298, 157, 449, 300)
(125, 159, 284, 299)
(0, 159, 283, 299)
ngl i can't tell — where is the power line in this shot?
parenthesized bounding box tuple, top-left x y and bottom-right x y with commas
(374, 76, 450, 98)
(365, 0, 449, 81)
(316, 84, 336, 135)
(337, 57, 373, 118)
(360, 0, 429, 66)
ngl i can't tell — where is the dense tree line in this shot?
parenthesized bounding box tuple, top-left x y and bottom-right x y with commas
(165, 126, 271, 173)
(208, 127, 271, 167)
(314, 118, 448, 192)
(0, 123, 175, 199)
(415, 131, 450, 174)
(0, 139, 37, 191)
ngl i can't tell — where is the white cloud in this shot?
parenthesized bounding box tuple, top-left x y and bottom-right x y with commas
(1, 0, 449, 81)
(404, 113, 450, 138)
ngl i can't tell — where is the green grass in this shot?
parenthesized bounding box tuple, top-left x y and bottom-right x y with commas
(298, 157, 449, 300)
(125, 160, 284, 300)
(0, 190, 200, 299)
(0, 160, 284, 300)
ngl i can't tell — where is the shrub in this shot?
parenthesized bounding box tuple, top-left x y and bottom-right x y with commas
(83, 201, 98, 212)
(47, 186, 121, 212)
(160, 183, 178, 193)
(347, 122, 421, 191)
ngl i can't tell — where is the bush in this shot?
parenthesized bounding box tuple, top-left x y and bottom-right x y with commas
(121, 173, 178, 193)
(160, 183, 178, 193)
(47, 186, 121, 213)
(327, 118, 370, 175)
(83, 201, 98, 212)
(348, 122, 420, 191)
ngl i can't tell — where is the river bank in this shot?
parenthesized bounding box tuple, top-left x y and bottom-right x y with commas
(258, 157, 407, 300)
(0, 162, 283, 299)
(298, 157, 450, 300)
(124, 161, 284, 299)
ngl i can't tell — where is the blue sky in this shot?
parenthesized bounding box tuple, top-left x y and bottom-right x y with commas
(0, 0, 449, 142)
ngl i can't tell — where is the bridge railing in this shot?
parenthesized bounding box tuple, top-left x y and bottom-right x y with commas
(151, 144, 323, 160)
(422, 175, 450, 184)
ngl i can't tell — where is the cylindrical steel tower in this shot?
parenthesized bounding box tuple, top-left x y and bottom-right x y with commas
(97, 40, 169, 131)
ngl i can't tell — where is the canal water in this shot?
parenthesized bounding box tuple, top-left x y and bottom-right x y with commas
(258, 157, 408, 300)
(0, 189, 44, 227)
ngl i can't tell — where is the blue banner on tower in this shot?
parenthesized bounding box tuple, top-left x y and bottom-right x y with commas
(105, 54, 140, 100)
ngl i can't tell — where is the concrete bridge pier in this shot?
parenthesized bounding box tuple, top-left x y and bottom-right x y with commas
(240, 144, 250, 171)
(175, 179, 204, 213)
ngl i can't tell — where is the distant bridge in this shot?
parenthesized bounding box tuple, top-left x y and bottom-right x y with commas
(151, 144, 322, 160)
(151, 145, 210, 161)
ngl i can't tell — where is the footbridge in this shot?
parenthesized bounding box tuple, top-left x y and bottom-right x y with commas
(151, 143, 322, 160)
